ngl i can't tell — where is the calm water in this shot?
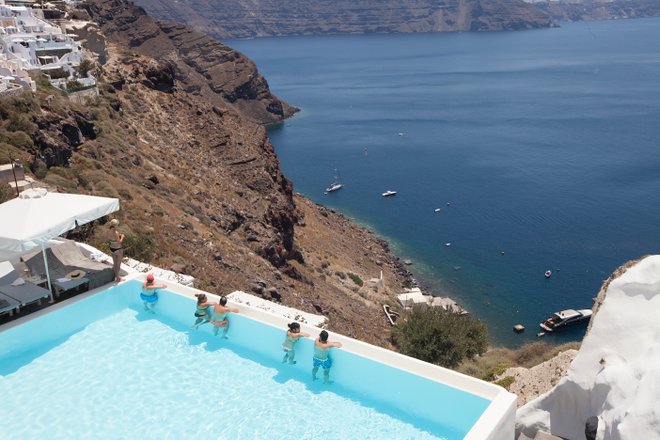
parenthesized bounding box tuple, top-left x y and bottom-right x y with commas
(228, 19, 660, 347)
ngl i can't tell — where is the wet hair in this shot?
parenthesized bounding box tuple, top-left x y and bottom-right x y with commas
(195, 293, 207, 304)
(219, 296, 228, 306)
(288, 322, 300, 332)
(319, 330, 329, 342)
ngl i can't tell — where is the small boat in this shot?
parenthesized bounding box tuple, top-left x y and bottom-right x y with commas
(540, 309, 593, 332)
(325, 169, 343, 193)
(545, 270, 552, 278)
(434, 208, 441, 213)
(382, 190, 397, 197)
(445, 242, 451, 247)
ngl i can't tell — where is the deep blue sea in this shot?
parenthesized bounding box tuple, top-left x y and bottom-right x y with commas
(227, 18, 660, 347)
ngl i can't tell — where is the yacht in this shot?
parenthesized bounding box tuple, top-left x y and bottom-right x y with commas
(382, 190, 397, 197)
(540, 309, 592, 332)
(325, 169, 343, 193)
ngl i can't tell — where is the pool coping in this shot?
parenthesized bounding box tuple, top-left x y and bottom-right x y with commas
(1, 273, 516, 440)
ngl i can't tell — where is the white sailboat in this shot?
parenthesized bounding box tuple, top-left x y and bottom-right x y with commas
(325, 169, 343, 193)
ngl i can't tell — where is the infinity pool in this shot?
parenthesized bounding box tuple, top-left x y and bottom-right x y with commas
(0, 280, 509, 439)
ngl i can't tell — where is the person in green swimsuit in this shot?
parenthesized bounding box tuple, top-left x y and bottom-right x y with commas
(192, 293, 214, 328)
(210, 296, 239, 338)
(312, 330, 342, 384)
(281, 322, 310, 365)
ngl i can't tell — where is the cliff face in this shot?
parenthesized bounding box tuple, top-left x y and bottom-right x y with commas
(132, 0, 553, 39)
(85, 0, 297, 124)
(0, 0, 413, 346)
(528, 0, 660, 22)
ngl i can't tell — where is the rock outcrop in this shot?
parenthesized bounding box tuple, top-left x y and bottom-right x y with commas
(516, 256, 660, 439)
(133, 0, 554, 39)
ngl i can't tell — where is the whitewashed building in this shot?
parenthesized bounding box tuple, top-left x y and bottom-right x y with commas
(0, 0, 87, 90)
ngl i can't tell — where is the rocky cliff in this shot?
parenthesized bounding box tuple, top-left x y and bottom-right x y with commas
(132, 0, 553, 39)
(527, 0, 660, 22)
(0, 0, 413, 346)
(84, 0, 297, 125)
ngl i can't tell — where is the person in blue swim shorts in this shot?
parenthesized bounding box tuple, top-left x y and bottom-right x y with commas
(141, 273, 166, 313)
(312, 330, 342, 384)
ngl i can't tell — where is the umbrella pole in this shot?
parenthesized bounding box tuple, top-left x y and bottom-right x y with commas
(41, 244, 54, 303)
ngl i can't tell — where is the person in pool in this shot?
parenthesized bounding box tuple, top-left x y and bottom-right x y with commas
(210, 296, 239, 338)
(312, 330, 342, 384)
(192, 293, 214, 329)
(281, 322, 310, 365)
(141, 273, 166, 313)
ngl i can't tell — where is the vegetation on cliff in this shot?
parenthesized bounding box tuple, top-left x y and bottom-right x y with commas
(392, 305, 488, 368)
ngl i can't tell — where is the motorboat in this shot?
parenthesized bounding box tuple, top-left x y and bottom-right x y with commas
(325, 168, 343, 193)
(545, 270, 552, 278)
(540, 309, 592, 332)
(382, 190, 397, 197)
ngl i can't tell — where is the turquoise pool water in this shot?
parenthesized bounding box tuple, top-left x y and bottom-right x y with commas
(0, 281, 490, 439)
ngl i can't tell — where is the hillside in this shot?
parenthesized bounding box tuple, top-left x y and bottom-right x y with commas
(132, 0, 554, 39)
(0, 0, 413, 347)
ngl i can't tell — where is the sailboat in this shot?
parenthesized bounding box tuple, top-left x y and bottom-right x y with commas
(325, 169, 343, 193)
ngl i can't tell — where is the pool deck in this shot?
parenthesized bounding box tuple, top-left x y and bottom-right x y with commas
(1, 272, 517, 440)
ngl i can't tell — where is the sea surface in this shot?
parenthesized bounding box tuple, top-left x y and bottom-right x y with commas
(227, 18, 660, 347)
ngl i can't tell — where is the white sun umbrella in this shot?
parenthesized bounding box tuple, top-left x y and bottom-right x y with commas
(0, 188, 119, 301)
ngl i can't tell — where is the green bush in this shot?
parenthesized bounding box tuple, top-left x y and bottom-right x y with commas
(392, 306, 488, 369)
(482, 362, 511, 381)
(495, 376, 515, 390)
(32, 160, 48, 179)
(94, 180, 119, 198)
(44, 173, 78, 192)
(6, 114, 37, 135)
(117, 188, 133, 201)
(347, 272, 363, 287)
(0, 182, 8, 203)
(0, 130, 34, 149)
(0, 141, 25, 159)
(123, 234, 157, 263)
(48, 68, 69, 79)
(77, 59, 93, 78)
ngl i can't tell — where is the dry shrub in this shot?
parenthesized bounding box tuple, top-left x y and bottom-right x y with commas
(94, 180, 119, 198)
(495, 376, 515, 390)
(43, 173, 78, 192)
(458, 341, 582, 380)
(0, 141, 26, 160)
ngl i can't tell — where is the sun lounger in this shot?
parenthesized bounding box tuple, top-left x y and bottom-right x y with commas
(22, 241, 114, 291)
(0, 292, 20, 316)
(0, 261, 50, 314)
